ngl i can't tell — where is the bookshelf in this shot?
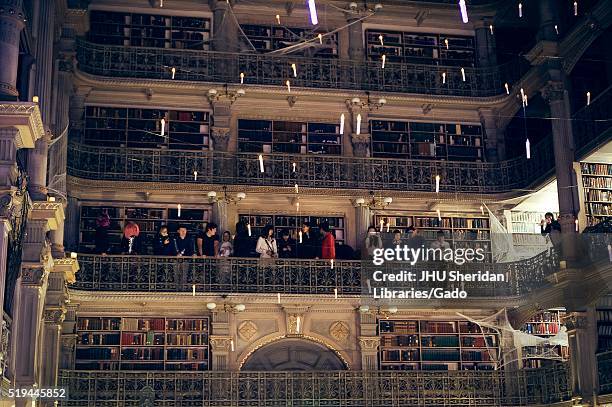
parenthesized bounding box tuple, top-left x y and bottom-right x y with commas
(237, 119, 342, 155)
(89, 10, 211, 50)
(598, 309, 612, 352)
(76, 316, 209, 371)
(507, 211, 560, 234)
(580, 162, 612, 227)
(373, 213, 491, 259)
(79, 204, 211, 254)
(83, 106, 210, 150)
(241, 24, 338, 57)
(520, 309, 569, 368)
(370, 120, 484, 161)
(379, 319, 499, 371)
(365, 30, 475, 67)
(238, 213, 345, 256)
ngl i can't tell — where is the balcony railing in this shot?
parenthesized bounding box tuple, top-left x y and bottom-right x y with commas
(67, 84, 612, 193)
(72, 249, 560, 297)
(600, 351, 612, 395)
(75, 38, 531, 98)
(58, 364, 571, 406)
(67, 142, 554, 193)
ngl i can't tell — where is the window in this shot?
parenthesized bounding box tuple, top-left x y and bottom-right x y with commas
(89, 10, 211, 50)
(238, 119, 341, 155)
(83, 106, 210, 150)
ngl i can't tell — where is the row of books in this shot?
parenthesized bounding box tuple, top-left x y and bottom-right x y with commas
(523, 322, 560, 335)
(587, 203, 611, 216)
(585, 190, 610, 201)
(79, 333, 120, 346)
(167, 349, 207, 360)
(121, 332, 165, 346)
(122, 318, 165, 331)
(598, 310, 612, 321)
(583, 178, 612, 189)
(77, 318, 121, 331)
(421, 336, 460, 348)
(581, 163, 612, 175)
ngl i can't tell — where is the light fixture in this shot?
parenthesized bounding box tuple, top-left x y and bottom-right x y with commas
(234, 304, 246, 312)
(359, 305, 370, 313)
(458, 0, 468, 23)
(208, 186, 247, 204)
(347, 92, 387, 111)
(32, 95, 39, 103)
(70, 252, 78, 259)
(207, 84, 245, 104)
(308, 0, 318, 25)
(586, 91, 591, 105)
(206, 302, 217, 310)
(355, 191, 393, 210)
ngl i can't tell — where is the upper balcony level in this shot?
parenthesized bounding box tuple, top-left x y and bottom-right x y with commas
(75, 38, 529, 99)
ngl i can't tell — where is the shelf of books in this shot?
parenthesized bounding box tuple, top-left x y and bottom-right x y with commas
(369, 120, 484, 161)
(373, 213, 491, 260)
(240, 24, 338, 57)
(83, 106, 210, 149)
(580, 162, 612, 227)
(79, 204, 211, 254)
(379, 319, 499, 371)
(520, 309, 569, 368)
(75, 316, 209, 371)
(238, 213, 345, 245)
(598, 309, 612, 352)
(237, 119, 342, 155)
(365, 30, 475, 67)
(89, 10, 211, 50)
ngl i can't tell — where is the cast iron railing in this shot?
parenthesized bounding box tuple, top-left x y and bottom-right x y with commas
(67, 143, 549, 193)
(67, 84, 612, 193)
(72, 248, 560, 297)
(75, 38, 531, 98)
(57, 364, 571, 406)
(600, 351, 612, 395)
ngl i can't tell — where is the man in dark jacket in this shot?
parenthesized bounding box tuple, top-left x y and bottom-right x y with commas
(173, 225, 195, 256)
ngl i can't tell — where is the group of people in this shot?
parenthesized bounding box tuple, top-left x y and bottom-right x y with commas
(363, 226, 451, 256)
(94, 209, 457, 259)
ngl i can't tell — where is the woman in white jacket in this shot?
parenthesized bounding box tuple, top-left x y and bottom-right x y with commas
(256, 225, 278, 258)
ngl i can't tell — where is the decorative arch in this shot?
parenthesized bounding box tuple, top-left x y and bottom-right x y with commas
(239, 335, 349, 371)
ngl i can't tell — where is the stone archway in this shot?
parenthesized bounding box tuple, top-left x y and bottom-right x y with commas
(241, 338, 347, 371)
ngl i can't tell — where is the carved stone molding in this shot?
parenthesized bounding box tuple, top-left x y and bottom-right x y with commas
(210, 126, 230, 151)
(52, 258, 80, 284)
(238, 320, 258, 341)
(359, 336, 380, 351)
(61, 335, 77, 353)
(20, 264, 48, 286)
(209, 335, 232, 351)
(562, 313, 588, 331)
(0, 103, 45, 148)
(541, 81, 566, 103)
(43, 307, 67, 324)
(329, 321, 350, 342)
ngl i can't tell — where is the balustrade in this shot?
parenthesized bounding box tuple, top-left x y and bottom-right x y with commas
(75, 39, 530, 98)
(600, 351, 612, 395)
(57, 364, 571, 406)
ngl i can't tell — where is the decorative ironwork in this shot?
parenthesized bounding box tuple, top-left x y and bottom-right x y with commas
(68, 142, 537, 193)
(600, 351, 612, 395)
(66, 84, 612, 194)
(71, 248, 560, 296)
(57, 364, 571, 406)
(75, 39, 530, 98)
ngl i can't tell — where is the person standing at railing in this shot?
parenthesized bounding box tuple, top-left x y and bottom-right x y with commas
(174, 225, 195, 257)
(121, 222, 142, 255)
(218, 231, 233, 257)
(297, 222, 317, 259)
(197, 222, 219, 257)
(540, 212, 562, 236)
(256, 225, 278, 259)
(233, 220, 253, 257)
(278, 229, 296, 258)
(364, 226, 383, 258)
(95, 209, 111, 255)
(320, 223, 336, 260)
(154, 225, 177, 256)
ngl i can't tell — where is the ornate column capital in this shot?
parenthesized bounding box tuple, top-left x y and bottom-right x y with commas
(211, 126, 231, 152)
(541, 81, 566, 103)
(0, 103, 45, 148)
(358, 336, 380, 351)
(562, 312, 589, 332)
(209, 335, 232, 352)
(19, 264, 49, 286)
(43, 307, 66, 325)
(51, 258, 79, 285)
